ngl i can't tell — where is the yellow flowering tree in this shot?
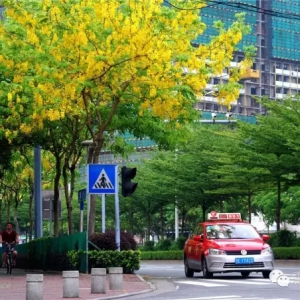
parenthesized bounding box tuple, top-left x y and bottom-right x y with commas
(0, 0, 255, 233)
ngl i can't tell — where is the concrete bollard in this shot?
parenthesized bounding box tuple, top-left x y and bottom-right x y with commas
(91, 268, 106, 294)
(108, 267, 123, 290)
(63, 270, 79, 298)
(26, 274, 43, 300)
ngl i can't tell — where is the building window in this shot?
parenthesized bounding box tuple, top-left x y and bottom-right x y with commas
(237, 56, 243, 62)
(251, 87, 257, 95)
(283, 88, 289, 94)
(283, 64, 288, 70)
(261, 39, 265, 46)
(284, 76, 289, 82)
(213, 78, 220, 84)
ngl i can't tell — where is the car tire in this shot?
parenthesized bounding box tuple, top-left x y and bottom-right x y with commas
(184, 257, 194, 278)
(262, 271, 271, 279)
(202, 259, 213, 278)
(241, 271, 250, 278)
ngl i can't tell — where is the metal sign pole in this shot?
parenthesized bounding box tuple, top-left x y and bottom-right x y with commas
(114, 165, 120, 251)
(102, 194, 106, 233)
(34, 147, 43, 238)
(86, 165, 90, 274)
(80, 202, 84, 232)
(49, 199, 52, 237)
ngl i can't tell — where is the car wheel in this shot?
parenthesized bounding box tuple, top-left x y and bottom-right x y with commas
(184, 257, 194, 278)
(262, 271, 271, 279)
(202, 259, 213, 278)
(241, 271, 250, 278)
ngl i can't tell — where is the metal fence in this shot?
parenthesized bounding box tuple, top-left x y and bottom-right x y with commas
(17, 232, 87, 272)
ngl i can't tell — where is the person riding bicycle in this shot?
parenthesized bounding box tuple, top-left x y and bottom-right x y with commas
(0, 222, 19, 267)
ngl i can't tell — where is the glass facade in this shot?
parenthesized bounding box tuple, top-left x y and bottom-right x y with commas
(194, 0, 257, 51)
(271, 0, 300, 60)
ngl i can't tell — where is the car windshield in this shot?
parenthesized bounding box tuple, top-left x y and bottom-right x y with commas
(205, 224, 261, 239)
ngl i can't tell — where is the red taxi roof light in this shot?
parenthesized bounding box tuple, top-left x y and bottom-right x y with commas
(207, 212, 242, 221)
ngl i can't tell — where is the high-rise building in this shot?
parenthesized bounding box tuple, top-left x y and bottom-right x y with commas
(195, 0, 300, 116)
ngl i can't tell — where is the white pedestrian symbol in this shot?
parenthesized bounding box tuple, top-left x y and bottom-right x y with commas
(93, 169, 114, 189)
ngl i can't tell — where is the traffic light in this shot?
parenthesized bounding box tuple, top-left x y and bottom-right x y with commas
(121, 166, 138, 197)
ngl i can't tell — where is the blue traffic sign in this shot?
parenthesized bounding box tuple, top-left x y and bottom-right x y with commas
(88, 164, 117, 195)
(78, 189, 86, 203)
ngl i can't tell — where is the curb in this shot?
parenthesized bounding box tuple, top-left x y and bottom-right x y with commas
(93, 274, 156, 300)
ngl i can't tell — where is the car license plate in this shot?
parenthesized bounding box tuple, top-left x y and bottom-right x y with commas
(235, 257, 254, 264)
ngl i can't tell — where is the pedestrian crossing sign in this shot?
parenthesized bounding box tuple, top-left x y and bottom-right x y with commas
(88, 164, 117, 194)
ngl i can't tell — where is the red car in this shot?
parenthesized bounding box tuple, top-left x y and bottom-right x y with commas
(184, 211, 274, 278)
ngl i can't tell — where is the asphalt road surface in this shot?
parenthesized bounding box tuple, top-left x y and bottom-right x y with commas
(127, 260, 300, 300)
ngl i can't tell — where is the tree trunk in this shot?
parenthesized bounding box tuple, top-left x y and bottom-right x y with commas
(276, 179, 281, 231)
(14, 191, 19, 233)
(29, 181, 34, 241)
(181, 210, 186, 235)
(7, 194, 11, 222)
(220, 197, 224, 212)
(147, 201, 151, 241)
(87, 134, 105, 235)
(53, 156, 62, 237)
(247, 194, 252, 223)
(0, 197, 2, 230)
(160, 204, 164, 239)
(130, 199, 134, 235)
(63, 159, 73, 235)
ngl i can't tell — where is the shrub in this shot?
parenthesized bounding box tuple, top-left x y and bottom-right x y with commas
(143, 241, 155, 251)
(89, 231, 118, 250)
(89, 231, 136, 251)
(141, 250, 183, 260)
(121, 231, 137, 250)
(67, 250, 141, 274)
(176, 236, 187, 250)
(155, 239, 172, 251)
(273, 247, 300, 259)
(169, 241, 180, 250)
(268, 230, 297, 247)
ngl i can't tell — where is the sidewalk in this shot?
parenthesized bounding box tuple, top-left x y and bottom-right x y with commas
(0, 269, 154, 300)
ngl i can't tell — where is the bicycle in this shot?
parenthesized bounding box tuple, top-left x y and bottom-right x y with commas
(3, 242, 15, 274)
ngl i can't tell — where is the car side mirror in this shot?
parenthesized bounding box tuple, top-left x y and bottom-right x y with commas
(262, 234, 270, 242)
(194, 234, 204, 242)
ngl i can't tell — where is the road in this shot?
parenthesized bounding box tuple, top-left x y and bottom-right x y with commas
(127, 260, 300, 300)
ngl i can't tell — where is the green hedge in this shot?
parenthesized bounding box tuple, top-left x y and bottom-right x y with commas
(140, 248, 300, 260)
(67, 250, 141, 273)
(141, 250, 183, 260)
(273, 247, 300, 259)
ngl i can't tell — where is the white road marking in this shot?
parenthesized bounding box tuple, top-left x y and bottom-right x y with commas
(173, 297, 289, 300)
(206, 278, 269, 285)
(174, 280, 227, 287)
(173, 295, 241, 300)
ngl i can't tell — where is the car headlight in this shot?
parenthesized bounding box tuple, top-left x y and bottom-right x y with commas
(261, 246, 273, 255)
(208, 248, 227, 255)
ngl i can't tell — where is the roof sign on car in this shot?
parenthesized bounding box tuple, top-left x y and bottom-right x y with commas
(208, 211, 242, 221)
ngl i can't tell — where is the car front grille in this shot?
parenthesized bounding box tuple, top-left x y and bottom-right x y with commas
(226, 250, 261, 255)
(223, 262, 265, 268)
